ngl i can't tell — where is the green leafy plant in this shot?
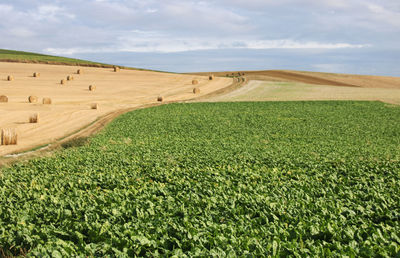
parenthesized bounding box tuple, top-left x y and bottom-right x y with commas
(61, 137, 89, 149)
(0, 101, 399, 256)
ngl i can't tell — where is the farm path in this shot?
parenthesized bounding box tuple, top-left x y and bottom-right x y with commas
(0, 62, 232, 156)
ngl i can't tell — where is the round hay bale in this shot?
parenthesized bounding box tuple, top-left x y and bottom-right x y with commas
(157, 96, 164, 102)
(193, 87, 200, 94)
(89, 85, 96, 91)
(7, 75, 14, 81)
(209, 75, 215, 80)
(28, 96, 38, 103)
(1, 128, 17, 145)
(0, 95, 8, 103)
(61, 79, 66, 85)
(91, 103, 98, 110)
(192, 79, 199, 85)
(77, 69, 83, 74)
(114, 66, 120, 72)
(29, 113, 39, 123)
(42, 98, 52, 104)
(33, 72, 40, 78)
(67, 75, 74, 81)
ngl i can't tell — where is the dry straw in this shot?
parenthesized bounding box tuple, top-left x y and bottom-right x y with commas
(192, 80, 199, 85)
(61, 79, 66, 85)
(33, 72, 40, 78)
(1, 128, 17, 145)
(157, 96, 164, 102)
(91, 103, 99, 110)
(7, 75, 14, 81)
(89, 85, 96, 91)
(42, 98, 52, 104)
(67, 75, 74, 81)
(28, 96, 38, 103)
(77, 69, 83, 74)
(114, 66, 120, 72)
(29, 113, 39, 123)
(0, 95, 8, 103)
(193, 87, 200, 94)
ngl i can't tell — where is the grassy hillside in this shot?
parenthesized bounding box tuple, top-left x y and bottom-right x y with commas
(0, 101, 399, 256)
(0, 49, 114, 68)
(0, 49, 169, 72)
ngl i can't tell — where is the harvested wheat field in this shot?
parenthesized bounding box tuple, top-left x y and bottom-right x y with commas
(0, 62, 232, 155)
(208, 80, 400, 104)
(260, 70, 400, 89)
(199, 70, 400, 104)
(198, 70, 400, 89)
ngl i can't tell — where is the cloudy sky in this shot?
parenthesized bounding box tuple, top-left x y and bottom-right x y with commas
(0, 0, 399, 75)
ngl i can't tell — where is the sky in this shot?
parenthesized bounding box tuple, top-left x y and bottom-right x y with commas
(0, 0, 399, 75)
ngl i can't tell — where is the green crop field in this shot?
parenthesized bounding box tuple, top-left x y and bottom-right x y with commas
(0, 101, 399, 256)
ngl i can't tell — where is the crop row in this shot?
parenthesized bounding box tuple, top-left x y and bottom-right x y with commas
(0, 101, 399, 256)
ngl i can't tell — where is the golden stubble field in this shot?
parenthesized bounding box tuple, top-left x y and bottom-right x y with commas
(204, 70, 400, 104)
(208, 80, 400, 104)
(202, 70, 400, 89)
(0, 62, 232, 156)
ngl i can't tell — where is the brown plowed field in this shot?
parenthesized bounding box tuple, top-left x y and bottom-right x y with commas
(0, 62, 232, 156)
(194, 70, 400, 89)
(241, 70, 357, 87)
(199, 70, 400, 104)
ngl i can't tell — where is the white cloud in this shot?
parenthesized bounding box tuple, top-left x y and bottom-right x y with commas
(146, 8, 158, 13)
(44, 36, 369, 55)
(0, 0, 398, 74)
(246, 40, 368, 49)
(366, 3, 400, 27)
(0, 4, 14, 13)
(30, 5, 75, 21)
(212, 0, 351, 9)
(9, 27, 36, 38)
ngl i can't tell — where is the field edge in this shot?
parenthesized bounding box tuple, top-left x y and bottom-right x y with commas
(0, 77, 247, 167)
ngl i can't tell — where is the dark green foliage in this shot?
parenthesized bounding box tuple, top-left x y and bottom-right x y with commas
(0, 101, 399, 256)
(61, 137, 89, 149)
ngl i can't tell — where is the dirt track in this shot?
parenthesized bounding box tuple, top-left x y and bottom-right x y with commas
(2, 63, 399, 161)
(0, 62, 233, 156)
